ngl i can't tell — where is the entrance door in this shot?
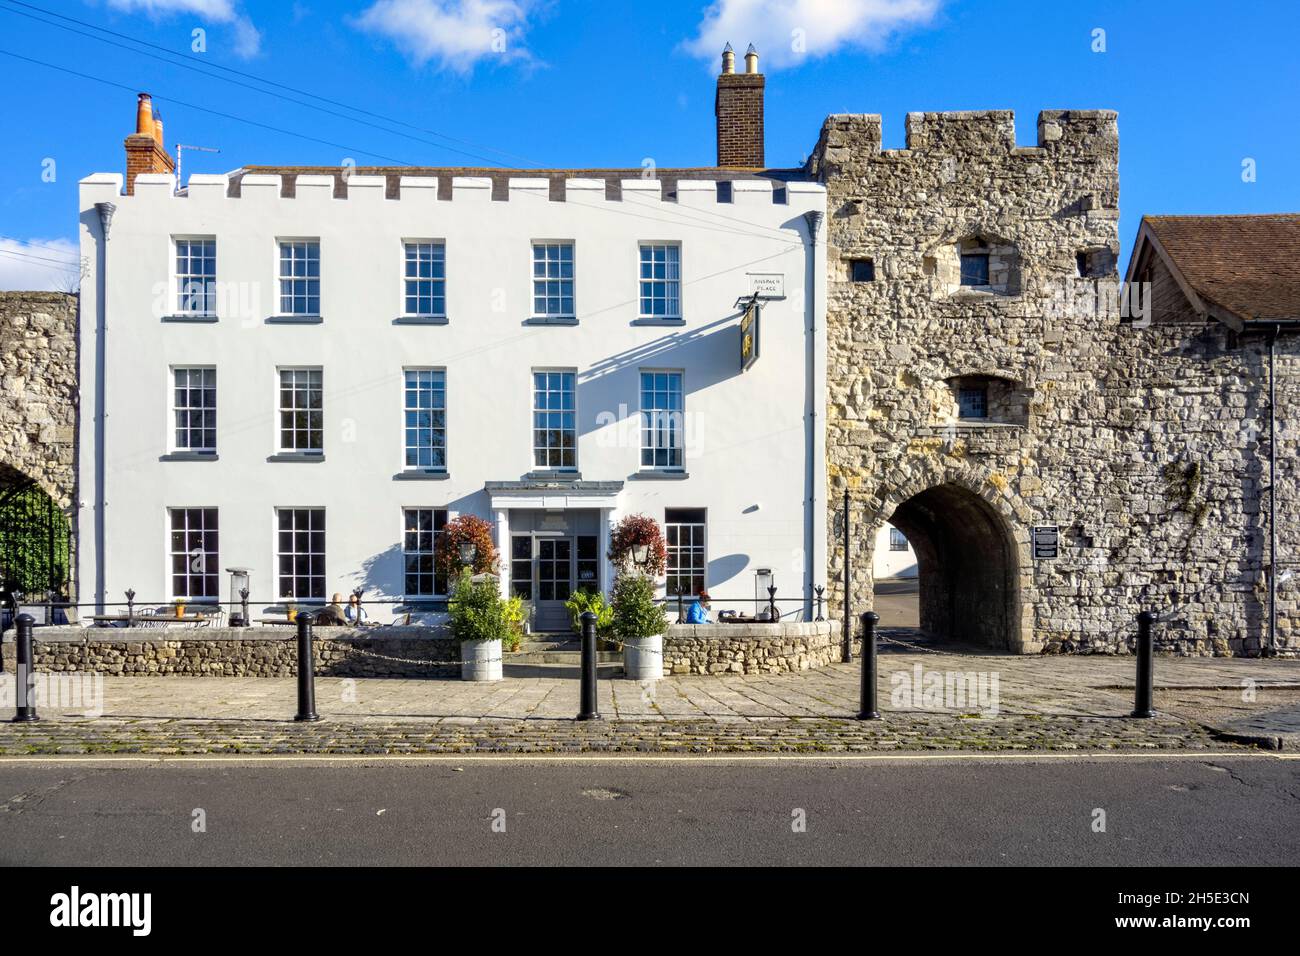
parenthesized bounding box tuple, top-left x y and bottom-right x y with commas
(534, 537, 573, 632)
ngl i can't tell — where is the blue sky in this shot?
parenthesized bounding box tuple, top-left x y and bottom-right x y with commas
(1, 0, 1297, 289)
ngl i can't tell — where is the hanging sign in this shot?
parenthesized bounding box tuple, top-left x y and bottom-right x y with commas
(740, 298, 760, 372)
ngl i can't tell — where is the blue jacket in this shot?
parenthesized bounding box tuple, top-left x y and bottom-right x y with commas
(686, 600, 711, 624)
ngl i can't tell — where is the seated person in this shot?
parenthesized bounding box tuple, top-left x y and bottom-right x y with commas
(345, 593, 368, 624)
(686, 590, 712, 624)
(315, 593, 348, 626)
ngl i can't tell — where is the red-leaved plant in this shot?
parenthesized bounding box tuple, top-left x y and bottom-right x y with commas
(608, 514, 667, 576)
(434, 514, 499, 581)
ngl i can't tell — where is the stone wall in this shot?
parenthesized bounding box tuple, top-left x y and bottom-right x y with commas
(663, 621, 851, 674)
(0, 292, 78, 511)
(810, 110, 1297, 658)
(14, 626, 459, 678)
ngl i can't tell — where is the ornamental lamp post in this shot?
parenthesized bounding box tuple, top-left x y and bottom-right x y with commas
(226, 567, 251, 627)
(632, 543, 650, 568)
(754, 568, 773, 619)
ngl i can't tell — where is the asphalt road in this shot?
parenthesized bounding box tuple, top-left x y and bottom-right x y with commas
(1, 755, 1296, 866)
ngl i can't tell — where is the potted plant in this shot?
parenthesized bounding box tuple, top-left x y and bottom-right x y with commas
(173, 598, 187, 619)
(503, 593, 526, 652)
(448, 570, 509, 681)
(611, 571, 668, 680)
(563, 589, 613, 639)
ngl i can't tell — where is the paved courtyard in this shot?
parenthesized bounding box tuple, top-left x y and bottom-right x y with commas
(2, 646, 1298, 754)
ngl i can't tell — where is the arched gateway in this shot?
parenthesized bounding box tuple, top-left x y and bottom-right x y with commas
(870, 461, 1034, 652)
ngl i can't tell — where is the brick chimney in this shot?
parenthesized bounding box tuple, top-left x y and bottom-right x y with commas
(715, 43, 764, 168)
(124, 93, 175, 195)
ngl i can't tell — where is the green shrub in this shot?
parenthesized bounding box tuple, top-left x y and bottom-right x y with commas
(448, 570, 512, 643)
(502, 593, 526, 652)
(610, 572, 668, 640)
(564, 589, 613, 635)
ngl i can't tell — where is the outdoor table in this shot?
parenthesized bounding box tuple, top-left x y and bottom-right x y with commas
(88, 614, 208, 627)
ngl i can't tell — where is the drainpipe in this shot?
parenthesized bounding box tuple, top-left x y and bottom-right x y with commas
(802, 209, 823, 622)
(1268, 323, 1278, 657)
(93, 201, 115, 613)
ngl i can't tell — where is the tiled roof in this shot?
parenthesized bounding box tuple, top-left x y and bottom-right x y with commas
(1143, 214, 1300, 323)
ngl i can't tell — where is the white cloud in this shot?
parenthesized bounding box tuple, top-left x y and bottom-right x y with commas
(352, 0, 538, 74)
(683, 0, 942, 70)
(101, 0, 263, 57)
(0, 238, 82, 293)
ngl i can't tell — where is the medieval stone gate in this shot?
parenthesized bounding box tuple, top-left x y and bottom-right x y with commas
(0, 292, 78, 606)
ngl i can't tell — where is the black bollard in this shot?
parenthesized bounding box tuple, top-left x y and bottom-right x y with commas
(767, 585, 778, 622)
(577, 610, 599, 721)
(294, 613, 321, 722)
(125, 588, 136, 628)
(13, 613, 39, 722)
(857, 611, 880, 720)
(676, 586, 685, 624)
(1132, 610, 1155, 718)
(815, 585, 825, 622)
(237, 587, 250, 629)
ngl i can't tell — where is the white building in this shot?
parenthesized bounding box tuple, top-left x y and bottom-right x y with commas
(76, 54, 827, 629)
(873, 523, 918, 580)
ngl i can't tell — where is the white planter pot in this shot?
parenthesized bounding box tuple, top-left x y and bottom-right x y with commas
(460, 638, 503, 681)
(622, 633, 664, 680)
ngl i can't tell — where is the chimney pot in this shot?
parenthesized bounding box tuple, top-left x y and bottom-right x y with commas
(135, 92, 154, 135)
(153, 109, 164, 148)
(721, 43, 735, 74)
(744, 45, 759, 74)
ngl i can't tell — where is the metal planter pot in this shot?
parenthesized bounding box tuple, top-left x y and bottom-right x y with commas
(622, 633, 663, 680)
(460, 638, 503, 681)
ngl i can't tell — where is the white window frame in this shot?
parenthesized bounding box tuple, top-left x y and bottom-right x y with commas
(403, 367, 447, 472)
(531, 368, 577, 471)
(402, 507, 449, 599)
(174, 236, 217, 315)
(275, 507, 326, 601)
(167, 506, 219, 600)
(402, 240, 447, 317)
(170, 365, 217, 454)
(665, 509, 707, 599)
(277, 367, 324, 454)
(531, 242, 575, 319)
(639, 369, 685, 470)
(889, 527, 909, 552)
(277, 239, 320, 316)
(638, 243, 681, 319)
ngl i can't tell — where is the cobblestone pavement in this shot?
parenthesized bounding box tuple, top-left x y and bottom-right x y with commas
(1, 648, 1297, 754)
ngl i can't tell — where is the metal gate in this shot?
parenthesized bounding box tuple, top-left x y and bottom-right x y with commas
(0, 478, 71, 606)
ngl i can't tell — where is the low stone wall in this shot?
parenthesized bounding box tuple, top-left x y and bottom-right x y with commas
(662, 621, 850, 675)
(4, 626, 459, 678)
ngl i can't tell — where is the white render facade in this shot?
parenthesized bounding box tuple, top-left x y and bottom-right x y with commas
(77, 168, 827, 627)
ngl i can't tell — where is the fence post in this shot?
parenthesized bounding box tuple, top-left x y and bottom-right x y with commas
(676, 586, 685, 624)
(1132, 610, 1155, 718)
(857, 611, 880, 720)
(12, 613, 39, 722)
(577, 610, 599, 721)
(767, 585, 778, 622)
(815, 585, 825, 622)
(294, 613, 320, 722)
(842, 488, 853, 662)
(125, 588, 136, 628)
(238, 587, 250, 628)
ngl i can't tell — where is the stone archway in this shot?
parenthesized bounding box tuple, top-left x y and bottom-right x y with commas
(868, 459, 1034, 652)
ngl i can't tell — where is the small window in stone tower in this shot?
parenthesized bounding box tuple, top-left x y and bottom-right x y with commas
(850, 259, 875, 282)
(957, 385, 988, 420)
(960, 251, 990, 287)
